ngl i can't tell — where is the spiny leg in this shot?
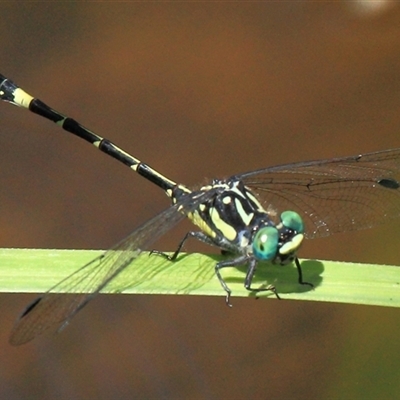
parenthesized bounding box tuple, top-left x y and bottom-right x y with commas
(150, 231, 218, 261)
(244, 259, 281, 300)
(152, 231, 252, 306)
(215, 255, 251, 307)
(295, 257, 314, 288)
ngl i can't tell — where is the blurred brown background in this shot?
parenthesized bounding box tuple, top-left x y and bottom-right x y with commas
(1, 2, 400, 399)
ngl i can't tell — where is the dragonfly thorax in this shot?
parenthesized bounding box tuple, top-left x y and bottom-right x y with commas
(195, 180, 268, 243)
(195, 179, 304, 263)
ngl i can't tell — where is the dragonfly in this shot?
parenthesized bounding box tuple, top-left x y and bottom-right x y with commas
(1, 73, 400, 346)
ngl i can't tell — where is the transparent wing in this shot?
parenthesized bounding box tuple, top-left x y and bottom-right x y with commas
(9, 189, 214, 346)
(236, 148, 400, 239)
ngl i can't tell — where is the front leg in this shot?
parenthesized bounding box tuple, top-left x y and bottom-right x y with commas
(244, 259, 281, 300)
(215, 254, 251, 307)
(295, 257, 314, 288)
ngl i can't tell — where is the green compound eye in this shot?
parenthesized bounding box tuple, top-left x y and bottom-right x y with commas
(252, 226, 279, 260)
(281, 211, 304, 233)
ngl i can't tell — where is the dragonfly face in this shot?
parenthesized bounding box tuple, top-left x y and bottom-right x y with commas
(252, 210, 304, 266)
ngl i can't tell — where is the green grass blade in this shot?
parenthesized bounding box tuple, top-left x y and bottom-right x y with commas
(1, 248, 400, 307)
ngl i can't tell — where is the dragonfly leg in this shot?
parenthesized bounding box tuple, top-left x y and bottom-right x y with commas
(244, 259, 281, 300)
(215, 255, 251, 307)
(295, 257, 314, 288)
(150, 231, 217, 261)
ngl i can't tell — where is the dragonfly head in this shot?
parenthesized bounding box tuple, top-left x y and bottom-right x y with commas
(252, 211, 304, 265)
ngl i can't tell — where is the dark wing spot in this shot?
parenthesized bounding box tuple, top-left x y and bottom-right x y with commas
(20, 296, 42, 318)
(378, 178, 400, 189)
